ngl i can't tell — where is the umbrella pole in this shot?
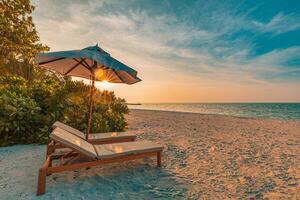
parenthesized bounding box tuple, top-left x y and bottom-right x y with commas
(86, 71, 96, 140)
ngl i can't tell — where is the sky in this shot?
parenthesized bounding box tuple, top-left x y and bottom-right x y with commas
(32, 0, 300, 103)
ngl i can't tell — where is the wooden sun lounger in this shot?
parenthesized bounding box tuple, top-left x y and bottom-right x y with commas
(37, 127, 163, 195)
(52, 121, 136, 144)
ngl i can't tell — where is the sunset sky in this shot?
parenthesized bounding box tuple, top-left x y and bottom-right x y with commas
(32, 0, 300, 103)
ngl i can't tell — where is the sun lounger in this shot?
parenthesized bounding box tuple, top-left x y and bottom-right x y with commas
(52, 121, 136, 144)
(37, 127, 163, 195)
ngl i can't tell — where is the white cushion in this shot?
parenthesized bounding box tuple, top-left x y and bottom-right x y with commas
(94, 141, 163, 159)
(52, 121, 85, 139)
(88, 132, 136, 141)
(50, 127, 97, 158)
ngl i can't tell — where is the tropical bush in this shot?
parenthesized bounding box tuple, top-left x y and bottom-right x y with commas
(0, 74, 129, 146)
(0, 75, 53, 145)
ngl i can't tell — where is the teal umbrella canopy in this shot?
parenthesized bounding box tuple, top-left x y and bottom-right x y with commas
(35, 44, 141, 84)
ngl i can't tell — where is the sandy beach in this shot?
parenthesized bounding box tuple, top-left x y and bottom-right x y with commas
(1, 109, 299, 199)
(126, 109, 300, 199)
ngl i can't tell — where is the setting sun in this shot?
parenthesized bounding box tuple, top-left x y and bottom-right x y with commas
(96, 80, 115, 89)
(72, 77, 115, 90)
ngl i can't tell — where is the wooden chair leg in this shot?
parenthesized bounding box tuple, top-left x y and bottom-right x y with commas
(46, 158, 52, 176)
(46, 141, 55, 158)
(46, 144, 50, 158)
(157, 151, 162, 167)
(37, 167, 47, 195)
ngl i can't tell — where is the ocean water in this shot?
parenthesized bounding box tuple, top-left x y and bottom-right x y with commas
(128, 103, 300, 120)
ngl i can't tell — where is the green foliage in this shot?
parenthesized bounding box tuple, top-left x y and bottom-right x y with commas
(0, 0, 48, 77)
(0, 75, 129, 146)
(0, 75, 64, 145)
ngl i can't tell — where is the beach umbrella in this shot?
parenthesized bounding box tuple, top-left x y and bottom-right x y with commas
(35, 44, 141, 140)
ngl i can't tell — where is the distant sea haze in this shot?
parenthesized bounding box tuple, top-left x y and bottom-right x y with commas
(128, 103, 300, 120)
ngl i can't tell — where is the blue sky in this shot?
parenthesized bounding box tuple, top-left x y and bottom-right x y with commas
(32, 0, 300, 102)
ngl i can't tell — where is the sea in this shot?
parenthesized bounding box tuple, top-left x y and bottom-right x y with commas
(128, 103, 300, 120)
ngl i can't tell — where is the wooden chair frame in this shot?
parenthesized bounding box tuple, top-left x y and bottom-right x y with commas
(37, 139, 162, 195)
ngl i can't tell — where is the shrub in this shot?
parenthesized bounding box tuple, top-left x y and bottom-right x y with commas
(0, 75, 66, 145)
(0, 74, 129, 146)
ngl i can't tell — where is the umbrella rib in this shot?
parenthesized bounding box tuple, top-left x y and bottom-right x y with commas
(82, 60, 91, 68)
(75, 58, 94, 73)
(112, 69, 125, 82)
(38, 57, 65, 65)
(73, 58, 90, 69)
(73, 58, 91, 72)
(64, 58, 86, 75)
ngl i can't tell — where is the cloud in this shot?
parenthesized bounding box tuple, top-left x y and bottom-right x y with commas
(253, 12, 300, 35)
(31, 0, 300, 86)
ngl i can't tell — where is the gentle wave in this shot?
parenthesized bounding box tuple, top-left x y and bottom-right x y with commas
(129, 103, 300, 120)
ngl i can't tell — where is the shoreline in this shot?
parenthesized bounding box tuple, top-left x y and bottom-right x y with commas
(129, 108, 300, 122)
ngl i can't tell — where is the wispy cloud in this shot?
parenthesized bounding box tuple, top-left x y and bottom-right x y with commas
(253, 12, 300, 35)
(31, 0, 300, 101)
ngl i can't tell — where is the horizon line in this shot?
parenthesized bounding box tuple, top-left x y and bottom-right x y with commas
(128, 102, 300, 104)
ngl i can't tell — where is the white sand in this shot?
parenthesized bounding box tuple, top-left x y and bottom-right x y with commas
(127, 110, 300, 199)
(0, 109, 299, 199)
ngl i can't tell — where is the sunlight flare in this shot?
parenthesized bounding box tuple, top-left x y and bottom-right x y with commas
(96, 80, 115, 89)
